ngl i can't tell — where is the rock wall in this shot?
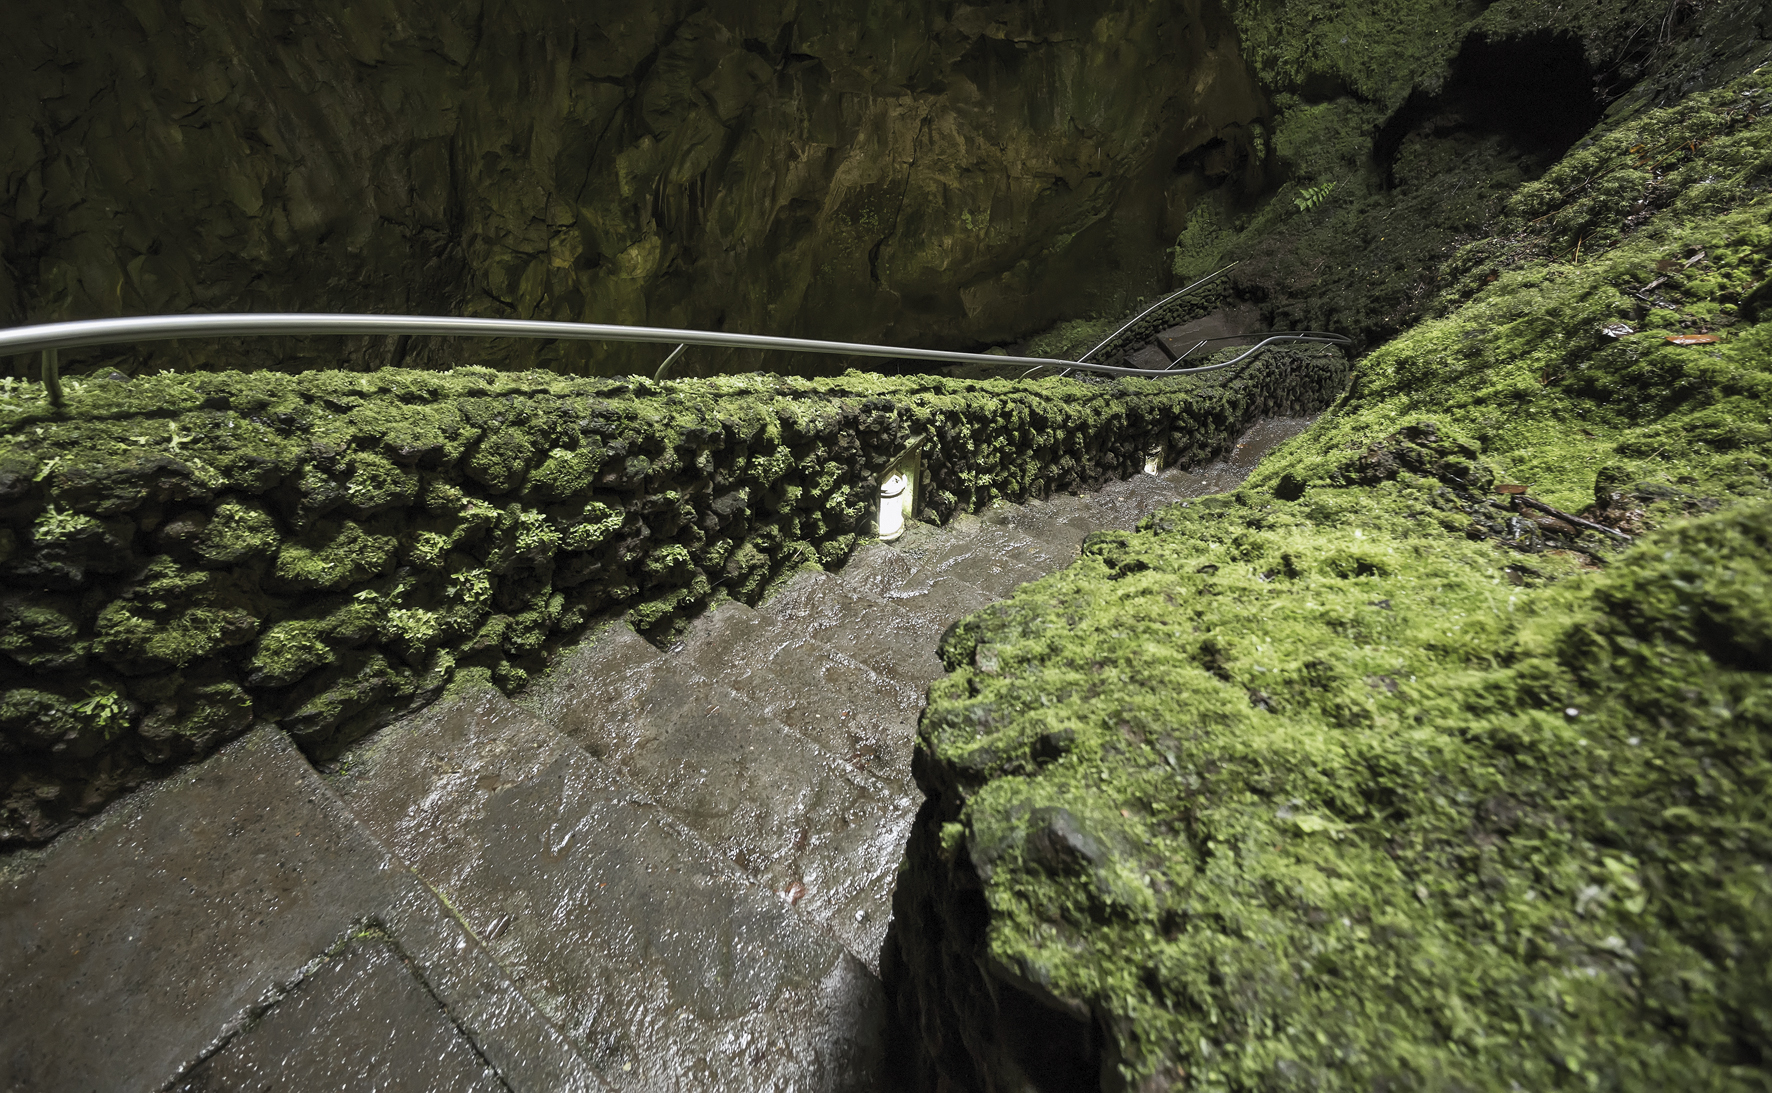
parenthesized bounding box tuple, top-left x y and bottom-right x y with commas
(0, 0, 1268, 379)
(0, 350, 1346, 847)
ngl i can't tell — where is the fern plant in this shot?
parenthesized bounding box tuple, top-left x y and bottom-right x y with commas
(1293, 180, 1337, 213)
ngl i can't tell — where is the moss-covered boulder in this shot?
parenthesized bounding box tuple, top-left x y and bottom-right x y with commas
(885, 68, 1772, 1091)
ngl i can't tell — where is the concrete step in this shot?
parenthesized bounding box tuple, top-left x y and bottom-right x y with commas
(899, 521, 1070, 601)
(169, 934, 507, 1092)
(979, 499, 1088, 556)
(674, 600, 924, 795)
(759, 569, 956, 689)
(833, 540, 919, 600)
(535, 610, 915, 971)
(0, 726, 602, 1093)
(1074, 473, 1184, 531)
(332, 689, 891, 1092)
(1027, 491, 1106, 537)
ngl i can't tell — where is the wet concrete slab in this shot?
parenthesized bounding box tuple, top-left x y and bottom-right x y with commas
(527, 621, 665, 752)
(1032, 491, 1107, 535)
(0, 727, 600, 1093)
(626, 674, 910, 963)
(766, 571, 952, 687)
(660, 600, 923, 794)
(331, 690, 892, 1091)
(880, 573, 999, 634)
(1075, 474, 1177, 528)
(901, 524, 1067, 601)
(171, 935, 505, 1093)
(832, 541, 918, 599)
(981, 501, 1088, 555)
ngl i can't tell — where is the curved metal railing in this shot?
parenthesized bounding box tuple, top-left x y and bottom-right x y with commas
(0, 311, 1351, 407)
(1033, 263, 1239, 379)
(1013, 263, 1354, 381)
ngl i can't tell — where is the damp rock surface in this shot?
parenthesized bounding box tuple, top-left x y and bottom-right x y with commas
(883, 67, 1772, 1093)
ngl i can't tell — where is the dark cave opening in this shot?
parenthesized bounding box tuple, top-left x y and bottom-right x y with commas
(1375, 31, 1605, 186)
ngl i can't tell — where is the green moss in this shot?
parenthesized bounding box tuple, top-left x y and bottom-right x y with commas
(246, 596, 381, 688)
(903, 65, 1772, 1093)
(1445, 70, 1772, 301)
(0, 593, 85, 671)
(247, 620, 339, 688)
(343, 452, 420, 514)
(281, 651, 412, 750)
(271, 519, 399, 592)
(30, 505, 101, 546)
(526, 446, 608, 500)
(1226, 0, 1660, 112)
(136, 681, 253, 759)
(1022, 318, 1123, 362)
(92, 559, 259, 675)
(1169, 196, 1241, 286)
(193, 500, 279, 566)
(926, 491, 1772, 1088)
(1252, 201, 1772, 518)
(0, 683, 130, 757)
(1269, 98, 1388, 186)
(559, 500, 625, 552)
(465, 426, 535, 494)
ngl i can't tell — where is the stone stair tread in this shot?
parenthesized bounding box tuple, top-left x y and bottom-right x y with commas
(881, 573, 999, 632)
(528, 618, 666, 737)
(835, 540, 919, 600)
(543, 645, 914, 968)
(170, 935, 507, 1093)
(981, 500, 1088, 555)
(668, 600, 923, 793)
(0, 726, 602, 1093)
(880, 514, 984, 563)
(1156, 459, 1244, 499)
(756, 570, 951, 687)
(332, 690, 891, 1091)
(899, 524, 1066, 601)
(1031, 491, 1105, 536)
(1074, 477, 1173, 531)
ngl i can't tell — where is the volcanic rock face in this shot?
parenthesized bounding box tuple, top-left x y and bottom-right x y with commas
(1, 0, 1266, 376)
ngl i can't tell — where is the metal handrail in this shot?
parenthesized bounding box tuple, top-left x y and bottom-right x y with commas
(0, 312, 1349, 407)
(1018, 262, 1244, 380)
(1067, 262, 1238, 373)
(1154, 332, 1352, 374)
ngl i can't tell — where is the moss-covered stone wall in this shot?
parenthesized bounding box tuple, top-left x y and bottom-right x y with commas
(0, 350, 1345, 846)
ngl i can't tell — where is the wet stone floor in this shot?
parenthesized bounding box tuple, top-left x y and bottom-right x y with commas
(0, 418, 1309, 1092)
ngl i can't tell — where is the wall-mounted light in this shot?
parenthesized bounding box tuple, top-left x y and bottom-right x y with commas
(877, 438, 924, 542)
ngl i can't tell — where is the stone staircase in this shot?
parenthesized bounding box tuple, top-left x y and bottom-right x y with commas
(0, 418, 1309, 1093)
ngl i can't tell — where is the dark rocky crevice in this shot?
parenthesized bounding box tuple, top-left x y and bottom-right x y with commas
(882, 776, 1110, 1093)
(1375, 31, 1604, 189)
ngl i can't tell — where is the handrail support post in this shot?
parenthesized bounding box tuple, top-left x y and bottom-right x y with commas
(42, 348, 62, 408)
(655, 343, 688, 380)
